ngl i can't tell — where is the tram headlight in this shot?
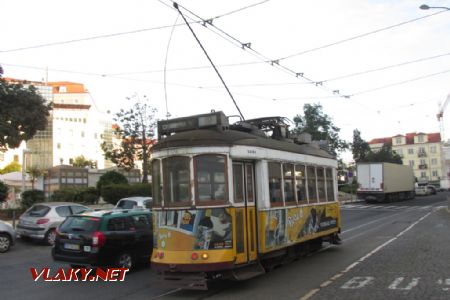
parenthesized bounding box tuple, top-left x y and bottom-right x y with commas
(158, 252, 164, 259)
(191, 252, 199, 260)
(201, 253, 209, 260)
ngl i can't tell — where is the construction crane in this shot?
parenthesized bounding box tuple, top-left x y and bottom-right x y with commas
(437, 93, 450, 142)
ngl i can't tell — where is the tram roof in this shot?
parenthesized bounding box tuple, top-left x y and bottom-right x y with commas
(153, 129, 335, 159)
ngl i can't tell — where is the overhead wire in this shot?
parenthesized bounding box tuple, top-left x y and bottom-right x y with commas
(279, 9, 450, 61)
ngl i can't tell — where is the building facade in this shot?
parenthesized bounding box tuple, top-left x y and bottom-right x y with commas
(3, 78, 113, 170)
(369, 132, 443, 186)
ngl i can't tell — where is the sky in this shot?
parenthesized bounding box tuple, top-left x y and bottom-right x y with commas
(1, 0, 450, 161)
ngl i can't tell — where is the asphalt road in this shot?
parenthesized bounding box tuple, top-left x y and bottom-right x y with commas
(1, 192, 449, 300)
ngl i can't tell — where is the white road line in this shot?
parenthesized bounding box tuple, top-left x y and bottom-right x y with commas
(150, 288, 181, 299)
(299, 211, 433, 300)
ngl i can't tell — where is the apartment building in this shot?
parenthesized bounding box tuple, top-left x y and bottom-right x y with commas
(2, 78, 113, 170)
(369, 132, 444, 186)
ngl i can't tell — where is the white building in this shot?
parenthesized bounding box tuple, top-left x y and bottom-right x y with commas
(1, 79, 113, 170)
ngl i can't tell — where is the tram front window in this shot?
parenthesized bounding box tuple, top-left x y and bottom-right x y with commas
(163, 156, 190, 206)
(195, 154, 227, 204)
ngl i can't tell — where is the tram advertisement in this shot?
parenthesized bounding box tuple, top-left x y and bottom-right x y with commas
(262, 203, 339, 251)
(154, 208, 233, 251)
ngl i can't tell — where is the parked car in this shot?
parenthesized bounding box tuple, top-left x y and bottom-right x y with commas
(16, 202, 89, 245)
(0, 220, 16, 253)
(115, 197, 152, 209)
(52, 209, 153, 270)
(426, 185, 437, 195)
(415, 186, 430, 196)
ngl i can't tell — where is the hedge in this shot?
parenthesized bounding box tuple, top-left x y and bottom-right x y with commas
(50, 187, 99, 204)
(0, 207, 26, 220)
(21, 189, 45, 209)
(96, 171, 128, 191)
(100, 183, 151, 205)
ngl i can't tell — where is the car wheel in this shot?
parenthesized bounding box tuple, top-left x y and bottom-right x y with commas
(45, 229, 57, 246)
(116, 252, 134, 270)
(0, 233, 12, 253)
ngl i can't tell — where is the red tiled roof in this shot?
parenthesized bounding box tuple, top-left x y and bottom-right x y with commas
(369, 132, 441, 145)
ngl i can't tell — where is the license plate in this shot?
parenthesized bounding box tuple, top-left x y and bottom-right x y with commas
(83, 246, 91, 252)
(64, 243, 80, 250)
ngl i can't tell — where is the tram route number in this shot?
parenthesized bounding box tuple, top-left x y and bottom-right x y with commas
(247, 150, 257, 155)
(340, 276, 450, 291)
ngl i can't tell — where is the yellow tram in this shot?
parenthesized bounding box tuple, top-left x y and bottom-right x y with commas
(151, 111, 341, 289)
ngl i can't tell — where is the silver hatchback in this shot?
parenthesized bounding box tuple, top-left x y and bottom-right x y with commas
(17, 202, 89, 245)
(0, 220, 16, 253)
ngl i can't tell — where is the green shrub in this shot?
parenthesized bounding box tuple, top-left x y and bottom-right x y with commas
(21, 189, 45, 209)
(100, 184, 131, 205)
(96, 171, 128, 191)
(128, 183, 152, 197)
(78, 187, 99, 204)
(50, 188, 79, 202)
(51, 187, 99, 204)
(0, 180, 8, 203)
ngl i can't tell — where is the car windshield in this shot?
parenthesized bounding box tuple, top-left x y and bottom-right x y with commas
(116, 200, 138, 209)
(26, 205, 50, 217)
(59, 216, 100, 233)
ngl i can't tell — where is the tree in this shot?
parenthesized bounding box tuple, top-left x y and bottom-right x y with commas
(102, 94, 157, 183)
(366, 144, 403, 164)
(27, 166, 45, 189)
(96, 170, 128, 191)
(352, 129, 371, 162)
(0, 180, 8, 203)
(0, 161, 21, 174)
(292, 103, 349, 154)
(72, 155, 97, 169)
(0, 79, 52, 151)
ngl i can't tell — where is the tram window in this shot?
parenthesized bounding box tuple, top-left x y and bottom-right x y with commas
(295, 165, 307, 205)
(233, 163, 244, 203)
(195, 155, 227, 204)
(326, 168, 335, 202)
(163, 156, 191, 206)
(307, 166, 318, 203)
(268, 162, 283, 206)
(152, 160, 161, 206)
(317, 167, 326, 202)
(246, 164, 254, 202)
(283, 164, 295, 204)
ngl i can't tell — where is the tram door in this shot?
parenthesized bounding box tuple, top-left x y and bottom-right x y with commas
(233, 162, 257, 264)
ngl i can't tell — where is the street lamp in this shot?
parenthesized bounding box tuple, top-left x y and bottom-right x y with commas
(420, 4, 450, 10)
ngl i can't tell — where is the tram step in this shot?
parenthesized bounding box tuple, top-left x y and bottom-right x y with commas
(231, 262, 266, 281)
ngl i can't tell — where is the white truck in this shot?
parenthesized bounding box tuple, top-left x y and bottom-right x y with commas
(356, 162, 415, 203)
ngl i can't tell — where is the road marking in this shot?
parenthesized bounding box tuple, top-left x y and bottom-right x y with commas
(340, 276, 374, 289)
(388, 277, 420, 290)
(150, 288, 181, 299)
(299, 211, 432, 300)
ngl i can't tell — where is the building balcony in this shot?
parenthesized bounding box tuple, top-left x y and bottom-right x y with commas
(418, 164, 428, 169)
(417, 151, 427, 158)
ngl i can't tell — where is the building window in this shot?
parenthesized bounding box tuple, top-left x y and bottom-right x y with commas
(432, 170, 438, 177)
(409, 160, 414, 167)
(418, 135, 424, 142)
(408, 148, 414, 155)
(59, 86, 67, 93)
(13, 155, 19, 162)
(81, 131, 85, 138)
(396, 149, 403, 156)
(420, 159, 426, 165)
(431, 158, 438, 165)
(395, 137, 401, 144)
(430, 146, 436, 153)
(420, 171, 426, 178)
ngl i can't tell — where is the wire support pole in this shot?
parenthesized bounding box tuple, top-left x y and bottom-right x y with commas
(173, 2, 245, 121)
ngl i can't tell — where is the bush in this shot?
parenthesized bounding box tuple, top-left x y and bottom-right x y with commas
(100, 184, 131, 205)
(78, 187, 99, 204)
(51, 187, 99, 204)
(0, 180, 8, 203)
(96, 171, 128, 191)
(128, 183, 152, 197)
(21, 189, 45, 209)
(50, 188, 79, 202)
